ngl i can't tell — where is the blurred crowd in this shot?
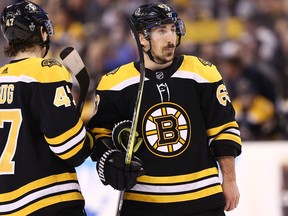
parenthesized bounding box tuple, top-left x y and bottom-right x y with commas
(1, 0, 288, 141)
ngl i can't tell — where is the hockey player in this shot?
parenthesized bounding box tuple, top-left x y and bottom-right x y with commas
(0, 1, 95, 215)
(88, 2, 242, 216)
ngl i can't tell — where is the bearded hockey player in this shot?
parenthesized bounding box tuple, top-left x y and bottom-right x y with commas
(88, 2, 242, 216)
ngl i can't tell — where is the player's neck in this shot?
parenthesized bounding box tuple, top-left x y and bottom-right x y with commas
(14, 46, 44, 60)
(144, 53, 172, 71)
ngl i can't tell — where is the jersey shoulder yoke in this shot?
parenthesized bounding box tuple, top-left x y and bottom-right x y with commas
(97, 62, 140, 91)
(177, 55, 222, 83)
(0, 58, 71, 83)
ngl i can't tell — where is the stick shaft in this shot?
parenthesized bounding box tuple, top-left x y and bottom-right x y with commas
(115, 18, 146, 216)
(125, 18, 145, 164)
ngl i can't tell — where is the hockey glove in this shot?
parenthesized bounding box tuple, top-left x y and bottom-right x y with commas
(112, 120, 143, 153)
(96, 149, 144, 190)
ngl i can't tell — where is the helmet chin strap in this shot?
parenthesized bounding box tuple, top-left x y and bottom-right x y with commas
(142, 46, 158, 64)
(143, 40, 170, 65)
(42, 37, 50, 58)
(40, 27, 50, 58)
(39, 30, 50, 58)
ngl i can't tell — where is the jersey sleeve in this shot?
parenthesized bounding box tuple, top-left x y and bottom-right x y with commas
(87, 65, 137, 160)
(199, 65, 242, 157)
(32, 60, 94, 166)
(87, 89, 120, 161)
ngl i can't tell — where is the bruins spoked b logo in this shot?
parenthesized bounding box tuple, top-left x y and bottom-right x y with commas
(142, 102, 191, 158)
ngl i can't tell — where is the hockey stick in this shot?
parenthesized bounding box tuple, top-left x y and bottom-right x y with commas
(115, 18, 146, 216)
(59, 47, 90, 114)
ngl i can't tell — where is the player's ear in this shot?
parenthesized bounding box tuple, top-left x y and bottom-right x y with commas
(40, 26, 48, 41)
(139, 33, 149, 49)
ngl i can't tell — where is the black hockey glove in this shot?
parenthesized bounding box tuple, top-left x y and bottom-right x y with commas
(96, 149, 144, 190)
(112, 120, 143, 153)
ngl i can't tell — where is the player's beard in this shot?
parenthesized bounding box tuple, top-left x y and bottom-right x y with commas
(152, 43, 175, 64)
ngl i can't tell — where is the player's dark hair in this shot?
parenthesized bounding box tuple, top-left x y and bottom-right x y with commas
(4, 29, 44, 57)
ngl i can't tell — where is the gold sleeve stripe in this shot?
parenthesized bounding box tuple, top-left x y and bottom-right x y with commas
(124, 185, 222, 203)
(86, 131, 95, 150)
(57, 140, 85, 160)
(45, 119, 83, 145)
(206, 121, 239, 137)
(49, 127, 86, 154)
(91, 127, 111, 135)
(137, 167, 218, 184)
(91, 128, 112, 140)
(0, 172, 77, 201)
(213, 133, 242, 145)
(95, 134, 112, 140)
(6, 192, 83, 216)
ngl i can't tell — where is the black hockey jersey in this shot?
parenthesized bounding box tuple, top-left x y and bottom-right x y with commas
(88, 55, 242, 216)
(0, 58, 93, 215)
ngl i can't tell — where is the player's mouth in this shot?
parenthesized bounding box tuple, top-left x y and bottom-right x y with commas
(163, 44, 175, 53)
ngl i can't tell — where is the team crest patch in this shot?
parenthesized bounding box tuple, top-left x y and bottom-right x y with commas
(42, 59, 62, 67)
(198, 57, 212, 67)
(142, 102, 191, 158)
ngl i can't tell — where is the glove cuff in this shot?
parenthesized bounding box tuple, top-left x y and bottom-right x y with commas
(97, 150, 117, 185)
(96, 149, 144, 190)
(112, 120, 132, 151)
(112, 120, 143, 153)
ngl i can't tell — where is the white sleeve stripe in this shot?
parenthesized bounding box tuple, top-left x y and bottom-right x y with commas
(131, 176, 220, 193)
(208, 128, 240, 145)
(225, 128, 241, 136)
(49, 127, 86, 154)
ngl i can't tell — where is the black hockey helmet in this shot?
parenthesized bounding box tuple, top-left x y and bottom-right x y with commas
(130, 2, 186, 39)
(0, 1, 54, 42)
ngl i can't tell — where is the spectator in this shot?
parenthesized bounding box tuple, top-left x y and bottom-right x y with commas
(232, 79, 279, 140)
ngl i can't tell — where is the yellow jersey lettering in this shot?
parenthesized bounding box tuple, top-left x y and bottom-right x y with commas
(0, 84, 14, 104)
(53, 86, 72, 108)
(217, 84, 231, 106)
